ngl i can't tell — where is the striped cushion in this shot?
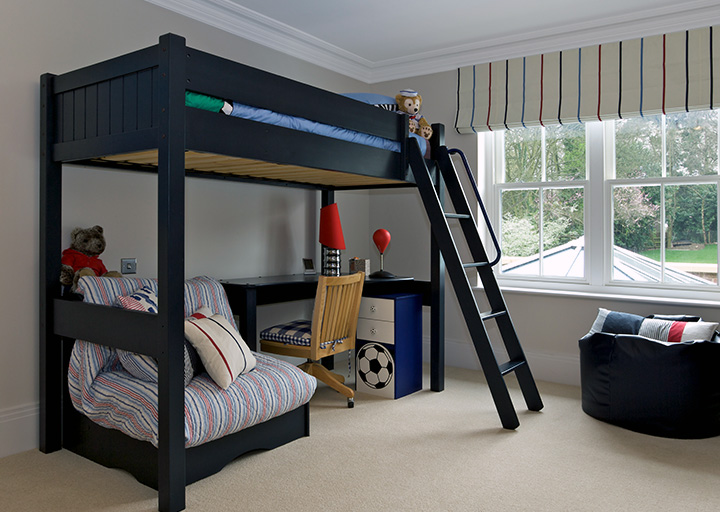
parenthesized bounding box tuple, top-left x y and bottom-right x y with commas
(116, 285, 158, 312)
(185, 314, 256, 389)
(115, 306, 210, 387)
(260, 319, 346, 350)
(638, 318, 718, 343)
(113, 288, 207, 387)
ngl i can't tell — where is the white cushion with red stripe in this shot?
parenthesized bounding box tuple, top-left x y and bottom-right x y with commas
(638, 318, 718, 343)
(185, 314, 256, 389)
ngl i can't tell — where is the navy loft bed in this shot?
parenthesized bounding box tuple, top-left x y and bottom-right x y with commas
(40, 34, 445, 512)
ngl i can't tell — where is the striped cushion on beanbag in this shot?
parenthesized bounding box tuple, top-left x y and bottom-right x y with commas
(588, 308, 718, 343)
(638, 318, 718, 343)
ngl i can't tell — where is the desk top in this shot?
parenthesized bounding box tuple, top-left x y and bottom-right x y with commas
(222, 274, 414, 288)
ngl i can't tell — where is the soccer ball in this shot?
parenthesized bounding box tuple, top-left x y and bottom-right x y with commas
(357, 343, 394, 390)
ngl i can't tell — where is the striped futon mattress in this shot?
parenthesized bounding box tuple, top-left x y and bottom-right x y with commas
(67, 276, 317, 448)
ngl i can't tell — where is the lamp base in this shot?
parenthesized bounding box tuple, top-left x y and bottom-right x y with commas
(322, 246, 341, 276)
(369, 269, 396, 279)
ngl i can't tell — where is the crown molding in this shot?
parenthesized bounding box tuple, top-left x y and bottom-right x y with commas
(145, 0, 720, 84)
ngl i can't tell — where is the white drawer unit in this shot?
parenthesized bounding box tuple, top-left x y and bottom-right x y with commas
(357, 318, 395, 344)
(358, 297, 394, 322)
(356, 293, 422, 399)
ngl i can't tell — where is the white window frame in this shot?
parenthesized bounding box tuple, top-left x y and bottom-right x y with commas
(483, 117, 720, 303)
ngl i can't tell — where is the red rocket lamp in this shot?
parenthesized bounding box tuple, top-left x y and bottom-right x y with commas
(319, 203, 346, 276)
(370, 228, 395, 279)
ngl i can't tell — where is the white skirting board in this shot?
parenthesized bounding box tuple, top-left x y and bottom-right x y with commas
(0, 403, 38, 458)
(423, 336, 581, 387)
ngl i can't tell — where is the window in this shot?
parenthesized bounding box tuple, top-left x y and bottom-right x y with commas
(492, 110, 720, 298)
(496, 123, 587, 278)
(610, 112, 718, 286)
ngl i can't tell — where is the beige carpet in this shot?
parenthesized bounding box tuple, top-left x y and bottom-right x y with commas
(2, 366, 719, 511)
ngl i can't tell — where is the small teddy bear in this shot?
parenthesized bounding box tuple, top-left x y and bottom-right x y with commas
(395, 89, 433, 140)
(60, 225, 121, 290)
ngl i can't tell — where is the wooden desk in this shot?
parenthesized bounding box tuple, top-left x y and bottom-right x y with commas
(221, 274, 444, 391)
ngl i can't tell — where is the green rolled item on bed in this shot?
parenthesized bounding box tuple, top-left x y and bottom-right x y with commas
(185, 91, 225, 112)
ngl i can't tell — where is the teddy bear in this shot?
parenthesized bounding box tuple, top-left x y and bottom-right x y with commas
(60, 225, 121, 290)
(395, 89, 433, 140)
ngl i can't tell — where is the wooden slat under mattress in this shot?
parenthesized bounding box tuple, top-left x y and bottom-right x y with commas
(95, 150, 409, 188)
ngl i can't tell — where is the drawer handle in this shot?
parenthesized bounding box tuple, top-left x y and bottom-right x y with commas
(370, 328, 377, 335)
(370, 305, 376, 313)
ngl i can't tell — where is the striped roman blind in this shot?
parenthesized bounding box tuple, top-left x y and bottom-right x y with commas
(456, 25, 720, 133)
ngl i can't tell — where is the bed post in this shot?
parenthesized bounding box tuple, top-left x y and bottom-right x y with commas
(156, 33, 187, 512)
(39, 72, 63, 452)
(429, 123, 446, 392)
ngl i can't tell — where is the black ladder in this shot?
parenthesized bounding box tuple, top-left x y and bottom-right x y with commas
(409, 142, 544, 429)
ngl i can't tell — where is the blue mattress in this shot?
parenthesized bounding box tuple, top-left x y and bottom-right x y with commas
(186, 91, 428, 156)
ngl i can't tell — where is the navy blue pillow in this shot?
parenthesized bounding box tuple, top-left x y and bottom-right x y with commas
(602, 310, 643, 334)
(588, 308, 643, 335)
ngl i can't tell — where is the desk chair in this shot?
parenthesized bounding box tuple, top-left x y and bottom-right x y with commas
(260, 272, 365, 407)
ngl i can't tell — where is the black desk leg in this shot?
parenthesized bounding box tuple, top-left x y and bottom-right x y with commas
(236, 288, 258, 352)
(431, 222, 445, 391)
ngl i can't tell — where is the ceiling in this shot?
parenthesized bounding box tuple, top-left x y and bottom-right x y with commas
(147, 0, 720, 83)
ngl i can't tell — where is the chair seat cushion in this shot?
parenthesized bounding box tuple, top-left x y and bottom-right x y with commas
(260, 319, 346, 350)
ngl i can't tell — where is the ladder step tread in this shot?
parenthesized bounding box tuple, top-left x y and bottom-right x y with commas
(444, 212, 471, 219)
(499, 359, 527, 376)
(480, 310, 507, 321)
(462, 261, 489, 268)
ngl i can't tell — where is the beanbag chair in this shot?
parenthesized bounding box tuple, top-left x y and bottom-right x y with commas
(579, 310, 720, 438)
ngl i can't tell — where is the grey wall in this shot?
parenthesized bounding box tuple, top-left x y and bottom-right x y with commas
(0, 0, 369, 457)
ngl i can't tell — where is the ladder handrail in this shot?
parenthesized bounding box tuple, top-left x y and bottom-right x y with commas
(447, 148, 502, 267)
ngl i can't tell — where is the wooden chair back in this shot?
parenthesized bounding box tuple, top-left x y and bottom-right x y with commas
(310, 272, 365, 360)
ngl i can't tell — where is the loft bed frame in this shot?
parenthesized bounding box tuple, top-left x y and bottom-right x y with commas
(39, 33, 446, 512)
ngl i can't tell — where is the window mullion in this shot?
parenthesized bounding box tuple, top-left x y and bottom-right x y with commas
(660, 183, 666, 283)
(587, 122, 605, 286)
(539, 128, 546, 275)
(538, 186, 544, 276)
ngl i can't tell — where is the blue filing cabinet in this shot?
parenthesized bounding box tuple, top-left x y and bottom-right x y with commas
(355, 293, 422, 399)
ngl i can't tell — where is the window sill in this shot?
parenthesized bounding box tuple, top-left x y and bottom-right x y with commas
(490, 282, 720, 309)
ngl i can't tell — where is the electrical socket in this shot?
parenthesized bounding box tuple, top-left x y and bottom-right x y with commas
(121, 258, 137, 274)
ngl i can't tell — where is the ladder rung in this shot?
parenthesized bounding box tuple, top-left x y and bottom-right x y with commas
(463, 261, 489, 268)
(480, 310, 507, 321)
(444, 212, 471, 219)
(499, 359, 527, 376)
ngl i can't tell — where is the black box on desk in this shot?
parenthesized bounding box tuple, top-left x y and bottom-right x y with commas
(355, 293, 422, 399)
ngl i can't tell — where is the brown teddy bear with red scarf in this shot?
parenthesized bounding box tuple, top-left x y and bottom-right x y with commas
(60, 225, 121, 290)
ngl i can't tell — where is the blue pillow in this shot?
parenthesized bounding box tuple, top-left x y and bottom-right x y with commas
(588, 308, 644, 335)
